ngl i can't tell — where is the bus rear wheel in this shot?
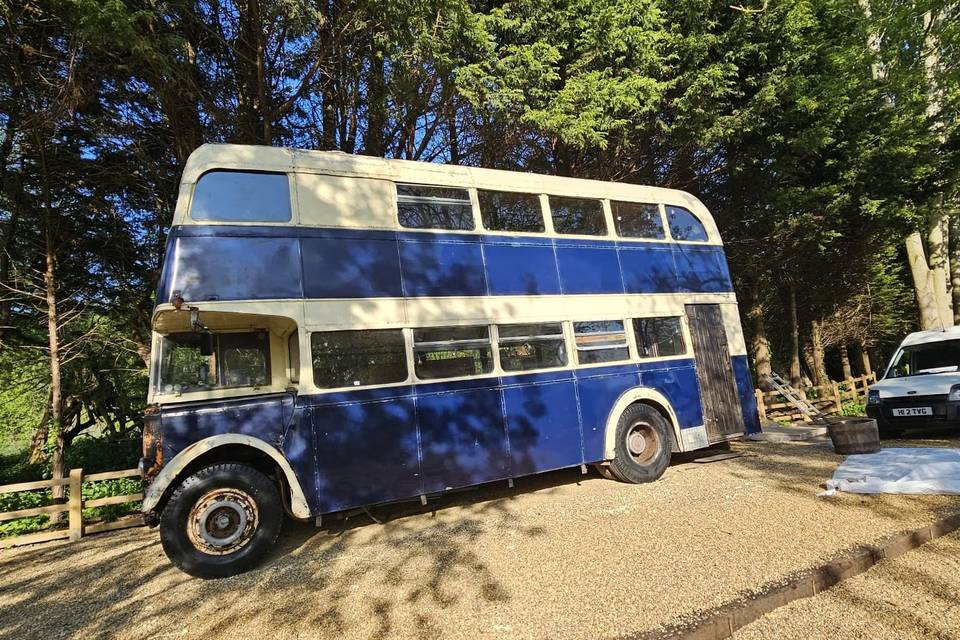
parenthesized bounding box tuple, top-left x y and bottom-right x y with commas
(160, 463, 283, 579)
(609, 404, 672, 484)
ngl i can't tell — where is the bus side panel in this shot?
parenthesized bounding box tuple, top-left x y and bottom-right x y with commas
(281, 407, 319, 512)
(398, 234, 487, 297)
(555, 240, 623, 294)
(500, 371, 583, 476)
(575, 364, 641, 464)
(673, 244, 732, 293)
(163, 235, 303, 302)
(301, 233, 403, 298)
(481, 238, 561, 296)
(308, 389, 421, 513)
(416, 378, 511, 493)
(617, 244, 679, 293)
(731, 355, 761, 434)
(160, 394, 291, 470)
(639, 361, 704, 429)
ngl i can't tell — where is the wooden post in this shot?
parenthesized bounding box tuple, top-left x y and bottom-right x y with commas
(69, 468, 83, 542)
(754, 389, 767, 422)
(832, 382, 842, 414)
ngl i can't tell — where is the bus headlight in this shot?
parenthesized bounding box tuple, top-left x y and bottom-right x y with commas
(949, 385, 960, 402)
(867, 390, 881, 406)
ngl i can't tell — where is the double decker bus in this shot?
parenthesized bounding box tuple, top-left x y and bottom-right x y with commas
(139, 144, 759, 577)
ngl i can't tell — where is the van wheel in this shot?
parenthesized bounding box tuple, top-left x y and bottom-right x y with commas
(160, 463, 283, 579)
(610, 404, 672, 484)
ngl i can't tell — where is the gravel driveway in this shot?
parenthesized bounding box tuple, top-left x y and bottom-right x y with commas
(2, 436, 959, 640)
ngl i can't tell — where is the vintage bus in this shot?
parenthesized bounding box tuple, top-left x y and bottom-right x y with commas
(139, 144, 759, 577)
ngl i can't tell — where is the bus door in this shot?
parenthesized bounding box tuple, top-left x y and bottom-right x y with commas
(684, 304, 744, 442)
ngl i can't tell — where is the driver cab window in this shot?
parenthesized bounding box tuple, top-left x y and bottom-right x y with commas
(158, 331, 270, 394)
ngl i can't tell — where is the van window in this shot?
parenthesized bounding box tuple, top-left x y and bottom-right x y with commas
(413, 325, 493, 379)
(397, 184, 474, 230)
(191, 171, 292, 222)
(888, 340, 960, 378)
(573, 321, 629, 364)
(666, 206, 708, 242)
(311, 330, 407, 389)
(550, 196, 606, 236)
(633, 317, 686, 358)
(498, 322, 566, 371)
(479, 191, 544, 233)
(612, 202, 665, 239)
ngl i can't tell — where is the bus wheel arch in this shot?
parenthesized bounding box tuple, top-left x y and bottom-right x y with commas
(601, 388, 682, 461)
(142, 435, 311, 521)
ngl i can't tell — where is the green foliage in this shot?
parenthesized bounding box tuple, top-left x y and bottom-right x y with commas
(839, 402, 867, 417)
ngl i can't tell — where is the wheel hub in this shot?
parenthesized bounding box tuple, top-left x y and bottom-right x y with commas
(187, 489, 258, 555)
(625, 421, 660, 465)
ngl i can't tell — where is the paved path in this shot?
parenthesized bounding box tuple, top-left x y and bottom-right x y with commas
(1, 436, 959, 640)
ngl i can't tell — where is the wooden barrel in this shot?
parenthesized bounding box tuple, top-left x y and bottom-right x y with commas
(827, 417, 881, 455)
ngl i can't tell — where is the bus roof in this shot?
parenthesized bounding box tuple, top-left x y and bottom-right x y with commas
(177, 143, 717, 233)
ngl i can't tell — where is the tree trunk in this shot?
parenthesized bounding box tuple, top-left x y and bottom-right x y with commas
(927, 210, 953, 327)
(905, 231, 946, 329)
(809, 320, 827, 387)
(951, 212, 960, 325)
(363, 39, 386, 157)
(44, 206, 66, 522)
(840, 344, 853, 380)
(747, 286, 773, 386)
(857, 341, 873, 376)
(788, 286, 802, 387)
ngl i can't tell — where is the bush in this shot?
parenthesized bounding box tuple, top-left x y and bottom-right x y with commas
(839, 402, 866, 417)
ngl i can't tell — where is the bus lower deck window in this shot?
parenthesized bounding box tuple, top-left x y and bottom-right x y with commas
(633, 317, 686, 358)
(573, 321, 629, 364)
(498, 322, 566, 371)
(158, 331, 270, 394)
(311, 329, 407, 389)
(413, 326, 493, 379)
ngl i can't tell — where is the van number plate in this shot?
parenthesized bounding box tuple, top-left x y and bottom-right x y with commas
(892, 407, 932, 417)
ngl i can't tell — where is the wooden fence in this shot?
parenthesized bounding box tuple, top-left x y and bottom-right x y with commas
(0, 468, 144, 550)
(754, 373, 878, 424)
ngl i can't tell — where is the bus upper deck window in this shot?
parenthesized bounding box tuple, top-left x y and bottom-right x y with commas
(396, 184, 473, 231)
(573, 321, 629, 364)
(311, 329, 407, 389)
(666, 206, 708, 242)
(191, 171, 292, 222)
(479, 190, 544, 233)
(612, 202, 665, 240)
(550, 196, 606, 236)
(413, 325, 493, 379)
(633, 317, 686, 358)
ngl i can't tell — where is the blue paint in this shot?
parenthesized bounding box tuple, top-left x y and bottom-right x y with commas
(156, 358, 730, 517)
(482, 239, 561, 295)
(398, 235, 487, 297)
(156, 225, 734, 303)
(731, 355, 761, 434)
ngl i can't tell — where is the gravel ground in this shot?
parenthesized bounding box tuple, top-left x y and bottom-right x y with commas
(733, 529, 960, 639)
(1, 435, 959, 640)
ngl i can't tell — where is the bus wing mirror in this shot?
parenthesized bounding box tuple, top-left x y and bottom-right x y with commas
(199, 332, 215, 357)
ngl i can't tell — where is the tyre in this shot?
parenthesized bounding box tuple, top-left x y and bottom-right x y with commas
(609, 404, 672, 484)
(159, 463, 283, 579)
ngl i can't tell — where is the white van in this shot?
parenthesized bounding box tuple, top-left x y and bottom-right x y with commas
(867, 325, 960, 437)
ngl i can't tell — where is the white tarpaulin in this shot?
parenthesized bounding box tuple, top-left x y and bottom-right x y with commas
(822, 448, 960, 496)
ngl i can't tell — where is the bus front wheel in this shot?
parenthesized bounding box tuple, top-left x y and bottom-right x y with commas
(609, 404, 672, 484)
(159, 463, 283, 579)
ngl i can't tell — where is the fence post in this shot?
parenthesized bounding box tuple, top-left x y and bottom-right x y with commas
(69, 468, 83, 542)
(832, 382, 842, 414)
(754, 389, 767, 422)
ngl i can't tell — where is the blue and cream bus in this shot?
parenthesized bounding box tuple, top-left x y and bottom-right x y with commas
(139, 144, 759, 577)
